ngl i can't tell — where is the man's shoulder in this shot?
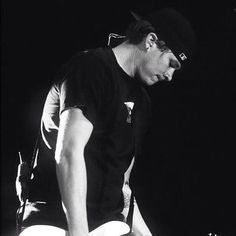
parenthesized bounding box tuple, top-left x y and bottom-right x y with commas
(64, 47, 116, 77)
(71, 47, 113, 66)
(51, 47, 116, 89)
(52, 47, 110, 81)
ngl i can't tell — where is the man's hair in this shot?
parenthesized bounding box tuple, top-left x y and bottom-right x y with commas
(125, 20, 169, 52)
(125, 20, 155, 44)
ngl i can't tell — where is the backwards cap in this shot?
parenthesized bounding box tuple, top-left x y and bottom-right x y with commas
(133, 8, 196, 63)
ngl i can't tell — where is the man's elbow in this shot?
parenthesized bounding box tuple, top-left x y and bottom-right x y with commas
(55, 145, 84, 166)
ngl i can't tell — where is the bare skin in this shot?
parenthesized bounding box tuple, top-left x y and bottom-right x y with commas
(112, 32, 181, 86)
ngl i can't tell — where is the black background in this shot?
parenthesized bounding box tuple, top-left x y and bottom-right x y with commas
(1, 0, 236, 235)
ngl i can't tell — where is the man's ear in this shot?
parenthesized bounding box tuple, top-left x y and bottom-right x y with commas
(145, 32, 158, 50)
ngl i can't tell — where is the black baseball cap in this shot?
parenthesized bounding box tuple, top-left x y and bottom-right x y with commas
(132, 8, 196, 64)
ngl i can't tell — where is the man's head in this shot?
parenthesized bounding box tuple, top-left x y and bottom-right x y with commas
(125, 8, 195, 85)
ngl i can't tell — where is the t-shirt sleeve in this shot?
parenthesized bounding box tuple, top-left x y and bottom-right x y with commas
(58, 52, 108, 125)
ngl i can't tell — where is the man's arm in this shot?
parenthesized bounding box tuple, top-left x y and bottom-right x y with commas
(55, 108, 93, 236)
(124, 157, 153, 236)
(132, 198, 152, 236)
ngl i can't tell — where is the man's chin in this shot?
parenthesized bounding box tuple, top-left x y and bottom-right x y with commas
(136, 75, 157, 86)
(147, 77, 159, 86)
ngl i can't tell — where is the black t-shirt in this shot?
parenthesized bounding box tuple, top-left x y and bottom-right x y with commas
(26, 47, 151, 230)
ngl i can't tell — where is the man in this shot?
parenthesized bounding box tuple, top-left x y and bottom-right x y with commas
(17, 7, 195, 236)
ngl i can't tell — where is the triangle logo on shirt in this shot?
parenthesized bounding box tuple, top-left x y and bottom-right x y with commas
(124, 102, 134, 124)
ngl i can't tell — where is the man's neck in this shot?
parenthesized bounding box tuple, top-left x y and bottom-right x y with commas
(112, 42, 142, 78)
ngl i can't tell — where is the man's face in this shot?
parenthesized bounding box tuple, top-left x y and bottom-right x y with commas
(137, 42, 181, 86)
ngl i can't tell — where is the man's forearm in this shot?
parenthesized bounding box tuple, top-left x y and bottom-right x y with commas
(56, 151, 89, 236)
(54, 109, 93, 236)
(132, 198, 152, 236)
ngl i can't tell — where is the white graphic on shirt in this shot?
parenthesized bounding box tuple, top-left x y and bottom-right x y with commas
(124, 102, 134, 124)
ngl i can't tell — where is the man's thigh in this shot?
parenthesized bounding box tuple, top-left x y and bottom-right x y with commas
(19, 225, 68, 236)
